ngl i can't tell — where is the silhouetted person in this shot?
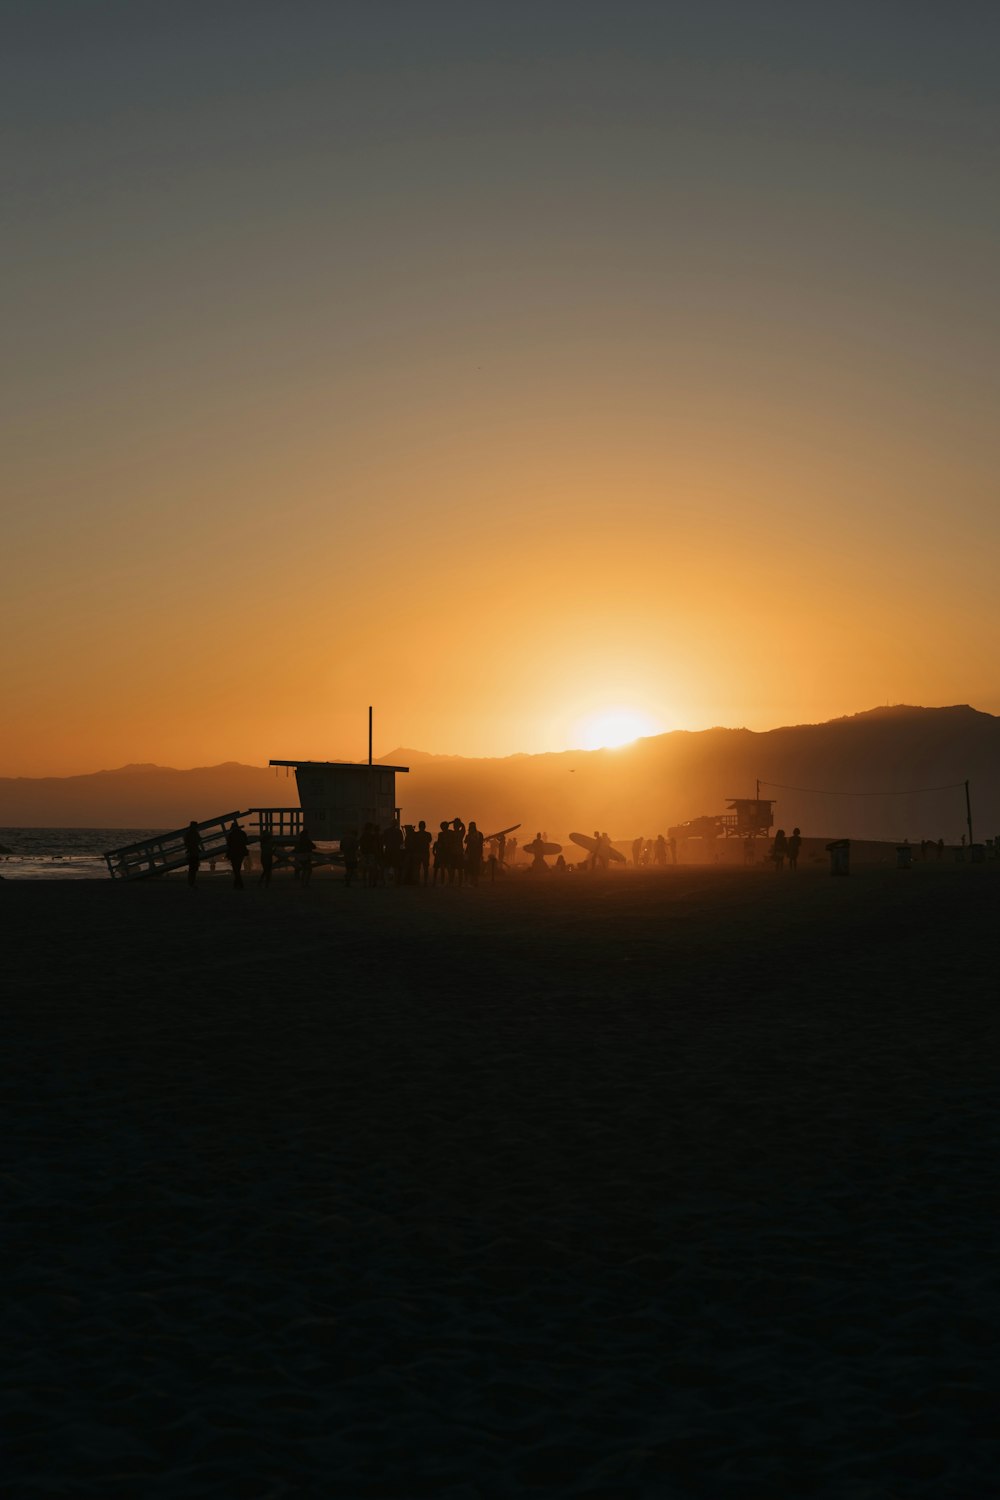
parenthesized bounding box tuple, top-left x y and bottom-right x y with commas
(183, 820, 200, 886)
(226, 821, 249, 889)
(555, 853, 567, 873)
(654, 834, 667, 867)
(524, 832, 551, 871)
(382, 822, 404, 884)
(294, 826, 315, 884)
(340, 828, 359, 887)
(413, 820, 432, 884)
(632, 835, 643, 867)
(771, 829, 787, 870)
(465, 821, 484, 885)
(937, 838, 944, 860)
(451, 818, 466, 884)
(787, 827, 802, 871)
(433, 822, 450, 885)
(258, 828, 275, 886)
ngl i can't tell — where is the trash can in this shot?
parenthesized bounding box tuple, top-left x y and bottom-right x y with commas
(896, 844, 912, 870)
(826, 839, 850, 876)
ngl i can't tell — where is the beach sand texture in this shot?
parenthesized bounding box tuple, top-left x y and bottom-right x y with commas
(5, 865, 998, 1497)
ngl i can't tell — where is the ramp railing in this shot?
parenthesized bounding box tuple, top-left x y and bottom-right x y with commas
(104, 812, 253, 880)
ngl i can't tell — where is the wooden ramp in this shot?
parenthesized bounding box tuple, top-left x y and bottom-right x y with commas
(105, 809, 348, 881)
(105, 812, 254, 880)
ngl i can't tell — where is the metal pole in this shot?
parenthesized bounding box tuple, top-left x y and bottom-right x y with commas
(965, 779, 973, 848)
(368, 706, 373, 767)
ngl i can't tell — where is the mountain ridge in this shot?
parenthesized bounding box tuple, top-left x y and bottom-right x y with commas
(1, 706, 995, 840)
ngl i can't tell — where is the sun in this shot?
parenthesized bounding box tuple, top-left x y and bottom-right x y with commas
(578, 708, 661, 751)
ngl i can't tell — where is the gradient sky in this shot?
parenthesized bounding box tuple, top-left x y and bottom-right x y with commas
(4, 1, 1000, 775)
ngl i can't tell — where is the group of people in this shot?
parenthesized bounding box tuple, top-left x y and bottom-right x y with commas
(325, 818, 494, 889)
(769, 827, 802, 871)
(182, 820, 314, 888)
(170, 815, 992, 889)
(182, 816, 503, 890)
(630, 834, 675, 867)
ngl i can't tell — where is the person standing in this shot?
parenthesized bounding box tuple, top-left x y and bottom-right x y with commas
(787, 827, 802, 871)
(433, 822, 450, 885)
(413, 820, 432, 884)
(294, 826, 316, 884)
(258, 828, 275, 887)
(382, 822, 404, 884)
(465, 821, 484, 886)
(771, 829, 788, 870)
(183, 820, 201, 886)
(451, 818, 466, 884)
(226, 820, 249, 889)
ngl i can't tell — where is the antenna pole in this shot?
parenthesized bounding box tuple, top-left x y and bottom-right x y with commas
(965, 779, 973, 848)
(368, 706, 373, 767)
(756, 778, 760, 800)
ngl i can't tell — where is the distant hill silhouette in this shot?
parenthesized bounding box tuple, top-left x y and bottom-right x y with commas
(1, 706, 996, 842)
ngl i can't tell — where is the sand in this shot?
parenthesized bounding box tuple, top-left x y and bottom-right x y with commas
(5, 863, 998, 1497)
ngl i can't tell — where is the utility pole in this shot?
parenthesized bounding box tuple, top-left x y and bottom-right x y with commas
(965, 779, 973, 848)
(366, 706, 374, 828)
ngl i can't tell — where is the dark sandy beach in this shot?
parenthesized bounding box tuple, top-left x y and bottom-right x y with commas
(5, 863, 998, 1497)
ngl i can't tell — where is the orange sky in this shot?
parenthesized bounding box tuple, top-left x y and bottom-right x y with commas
(5, 5, 999, 776)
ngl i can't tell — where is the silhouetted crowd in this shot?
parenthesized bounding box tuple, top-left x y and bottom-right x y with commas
(630, 834, 675, 867)
(340, 818, 492, 887)
(158, 815, 991, 890)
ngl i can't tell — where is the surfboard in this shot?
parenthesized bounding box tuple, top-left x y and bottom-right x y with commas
(569, 832, 626, 863)
(484, 823, 521, 841)
(523, 839, 562, 857)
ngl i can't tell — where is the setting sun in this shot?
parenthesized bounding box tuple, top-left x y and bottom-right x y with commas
(578, 709, 662, 751)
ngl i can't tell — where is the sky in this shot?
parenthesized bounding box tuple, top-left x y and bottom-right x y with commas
(4, 1, 1000, 775)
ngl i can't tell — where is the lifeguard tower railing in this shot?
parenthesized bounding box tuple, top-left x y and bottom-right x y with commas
(104, 808, 303, 880)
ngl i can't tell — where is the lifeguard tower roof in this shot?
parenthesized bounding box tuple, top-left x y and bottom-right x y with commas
(269, 759, 409, 839)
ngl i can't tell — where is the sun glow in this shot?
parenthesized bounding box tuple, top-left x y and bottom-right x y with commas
(578, 708, 661, 751)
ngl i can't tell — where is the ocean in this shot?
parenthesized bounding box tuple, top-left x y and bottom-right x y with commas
(0, 828, 166, 880)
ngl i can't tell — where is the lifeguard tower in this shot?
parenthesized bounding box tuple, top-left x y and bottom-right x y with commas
(104, 709, 409, 879)
(267, 759, 409, 839)
(667, 798, 775, 862)
(723, 798, 775, 838)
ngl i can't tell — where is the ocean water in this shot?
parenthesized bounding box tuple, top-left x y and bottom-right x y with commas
(0, 828, 166, 880)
